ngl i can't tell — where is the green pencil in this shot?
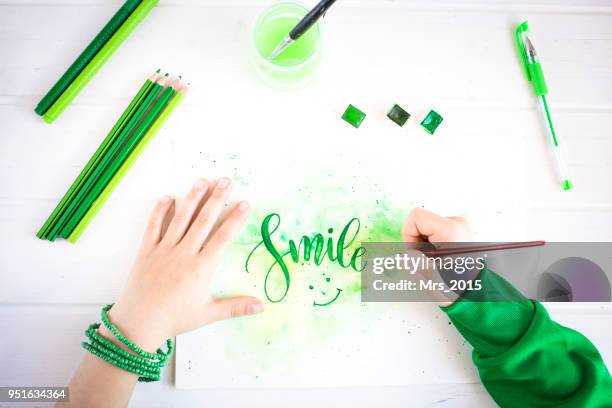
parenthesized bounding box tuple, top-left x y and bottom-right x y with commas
(34, 0, 143, 117)
(43, 0, 159, 124)
(37, 71, 159, 240)
(47, 76, 165, 241)
(60, 81, 177, 238)
(69, 85, 187, 242)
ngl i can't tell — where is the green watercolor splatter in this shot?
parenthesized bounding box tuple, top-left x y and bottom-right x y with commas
(209, 168, 412, 376)
(363, 206, 405, 242)
(232, 167, 250, 186)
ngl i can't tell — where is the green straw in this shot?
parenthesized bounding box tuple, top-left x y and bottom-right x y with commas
(47, 80, 164, 241)
(34, 0, 143, 117)
(37, 73, 156, 240)
(69, 91, 186, 243)
(43, 0, 159, 124)
(61, 85, 177, 238)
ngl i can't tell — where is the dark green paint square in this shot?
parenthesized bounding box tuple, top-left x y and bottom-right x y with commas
(387, 104, 411, 127)
(420, 110, 443, 135)
(341, 104, 366, 128)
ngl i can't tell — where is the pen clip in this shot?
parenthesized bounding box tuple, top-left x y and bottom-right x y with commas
(515, 21, 532, 82)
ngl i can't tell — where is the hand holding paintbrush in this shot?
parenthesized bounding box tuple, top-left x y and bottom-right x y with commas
(402, 208, 544, 305)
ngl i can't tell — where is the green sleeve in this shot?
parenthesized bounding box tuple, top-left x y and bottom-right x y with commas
(442, 268, 612, 408)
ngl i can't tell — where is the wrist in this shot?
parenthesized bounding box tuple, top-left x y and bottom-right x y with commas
(103, 302, 169, 352)
(82, 304, 174, 383)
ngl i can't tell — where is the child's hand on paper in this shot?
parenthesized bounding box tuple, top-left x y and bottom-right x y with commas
(402, 208, 474, 306)
(100, 177, 263, 351)
(402, 208, 473, 243)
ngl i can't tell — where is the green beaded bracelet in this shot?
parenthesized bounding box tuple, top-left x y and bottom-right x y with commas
(83, 341, 160, 377)
(81, 304, 174, 382)
(85, 324, 165, 368)
(100, 304, 173, 361)
(87, 332, 161, 374)
(82, 342, 160, 381)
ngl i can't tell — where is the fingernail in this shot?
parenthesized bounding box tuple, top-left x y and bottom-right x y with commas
(160, 195, 171, 203)
(249, 303, 264, 314)
(238, 201, 250, 212)
(194, 179, 207, 189)
(218, 177, 231, 189)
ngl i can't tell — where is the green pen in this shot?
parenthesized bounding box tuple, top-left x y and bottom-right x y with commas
(516, 22, 572, 191)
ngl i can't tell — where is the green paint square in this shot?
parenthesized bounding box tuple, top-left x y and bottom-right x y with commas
(420, 110, 443, 135)
(342, 104, 366, 128)
(387, 104, 410, 127)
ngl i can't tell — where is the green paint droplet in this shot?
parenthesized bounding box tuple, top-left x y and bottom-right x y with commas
(328, 228, 333, 234)
(309, 285, 314, 290)
(325, 277, 330, 282)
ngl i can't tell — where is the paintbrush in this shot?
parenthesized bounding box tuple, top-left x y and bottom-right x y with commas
(422, 241, 546, 257)
(267, 0, 337, 60)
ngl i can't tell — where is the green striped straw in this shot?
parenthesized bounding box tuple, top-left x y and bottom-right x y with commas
(60, 82, 177, 238)
(69, 87, 187, 243)
(37, 71, 158, 240)
(46, 77, 165, 241)
(34, 0, 143, 116)
(43, 0, 159, 124)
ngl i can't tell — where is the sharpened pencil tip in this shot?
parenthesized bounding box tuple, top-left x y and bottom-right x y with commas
(169, 78, 182, 90)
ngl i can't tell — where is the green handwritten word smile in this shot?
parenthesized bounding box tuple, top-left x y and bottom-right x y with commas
(246, 213, 365, 305)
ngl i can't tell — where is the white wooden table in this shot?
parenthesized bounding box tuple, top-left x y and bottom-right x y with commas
(1, 0, 612, 406)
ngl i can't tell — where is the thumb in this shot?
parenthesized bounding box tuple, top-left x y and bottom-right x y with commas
(206, 296, 264, 323)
